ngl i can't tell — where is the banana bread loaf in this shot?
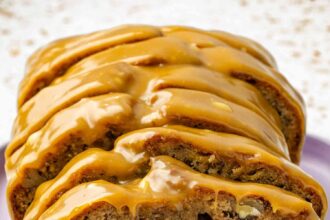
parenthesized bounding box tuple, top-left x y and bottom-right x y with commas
(5, 25, 327, 220)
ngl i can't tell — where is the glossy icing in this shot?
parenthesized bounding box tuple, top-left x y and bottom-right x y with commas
(38, 156, 319, 220)
(23, 126, 327, 220)
(12, 25, 305, 163)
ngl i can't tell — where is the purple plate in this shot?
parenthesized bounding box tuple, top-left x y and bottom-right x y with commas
(1, 136, 329, 219)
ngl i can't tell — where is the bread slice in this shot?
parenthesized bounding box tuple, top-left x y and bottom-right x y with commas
(7, 63, 133, 157)
(37, 156, 319, 220)
(23, 126, 326, 220)
(8, 64, 281, 157)
(114, 126, 325, 216)
(7, 88, 290, 219)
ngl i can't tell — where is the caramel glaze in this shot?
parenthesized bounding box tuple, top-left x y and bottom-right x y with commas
(37, 156, 319, 220)
(17, 25, 276, 108)
(22, 126, 327, 220)
(7, 62, 283, 157)
(11, 25, 305, 163)
(6, 88, 290, 178)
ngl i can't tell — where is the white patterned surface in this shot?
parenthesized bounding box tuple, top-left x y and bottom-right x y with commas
(0, 0, 329, 146)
